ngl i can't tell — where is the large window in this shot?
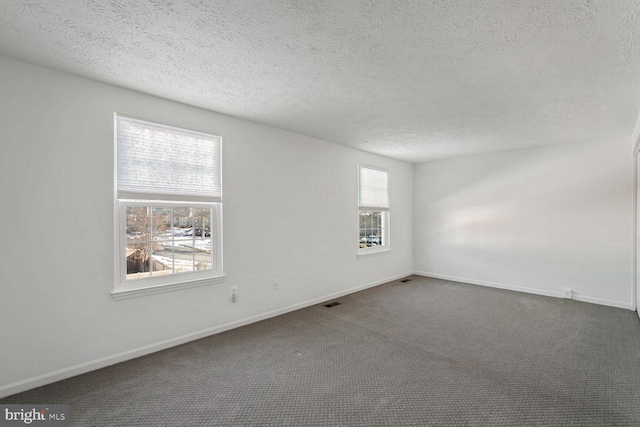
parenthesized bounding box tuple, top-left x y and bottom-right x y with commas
(358, 165, 389, 254)
(114, 115, 223, 297)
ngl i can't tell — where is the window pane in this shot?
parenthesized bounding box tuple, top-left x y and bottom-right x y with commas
(192, 208, 211, 240)
(151, 243, 174, 276)
(372, 212, 381, 245)
(195, 248, 212, 271)
(126, 207, 149, 241)
(174, 245, 195, 273)
(126, 243, 151, 279)
(151, 207, 172, 240)
(173, 207, 193, 240)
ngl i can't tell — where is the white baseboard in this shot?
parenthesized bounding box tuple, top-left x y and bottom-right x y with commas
(0, 271, 413, 399)
(414, 271, 634, 311)
(572, 293, 634, 310)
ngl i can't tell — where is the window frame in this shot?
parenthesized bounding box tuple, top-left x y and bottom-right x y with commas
(358, 164, 390, 257)
(358, 209, 389, 256)
(112, 115, 224, 300)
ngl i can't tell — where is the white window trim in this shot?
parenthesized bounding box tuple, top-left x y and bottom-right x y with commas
(112, 201, 224, 299)
(113, 115, 224, 300)
(358, 164, 390, 257)
(357, 210, 390, 258)
(111, 275, 226, 301)
(357, 247, 390, 258)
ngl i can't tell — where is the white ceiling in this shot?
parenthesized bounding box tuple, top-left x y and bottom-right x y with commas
(1, 1, 640, 163)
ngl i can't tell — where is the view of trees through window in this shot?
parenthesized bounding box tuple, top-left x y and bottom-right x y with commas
(359, 210, 383, 248)
(125, 206, 213, 279)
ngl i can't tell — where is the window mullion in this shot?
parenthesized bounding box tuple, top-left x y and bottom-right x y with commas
(171, 208, 175, 274)
(149, 207, 153, 277)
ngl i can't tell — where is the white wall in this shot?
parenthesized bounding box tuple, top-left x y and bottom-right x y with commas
(636, 152, 640, 319)
(632, 109, 640, 152)
(414, 138, 634, 309)
(0, 56, 413, 397)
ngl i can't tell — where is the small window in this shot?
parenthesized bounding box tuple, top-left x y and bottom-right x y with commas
(358, 165, 389, 254)
(114, 115, 223, 296)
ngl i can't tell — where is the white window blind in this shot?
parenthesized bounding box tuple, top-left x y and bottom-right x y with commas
(116, 115, 221, 202)
(359, 166, 388, 211)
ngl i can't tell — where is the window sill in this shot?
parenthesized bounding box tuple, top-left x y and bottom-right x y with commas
(357, 248, 390, 259)
(112, 275, 226, 301)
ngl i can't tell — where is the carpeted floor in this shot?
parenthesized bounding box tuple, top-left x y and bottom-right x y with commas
(3, 276, 640, 426)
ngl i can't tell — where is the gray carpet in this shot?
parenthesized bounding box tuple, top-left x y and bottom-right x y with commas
(3, 276, 640, 426)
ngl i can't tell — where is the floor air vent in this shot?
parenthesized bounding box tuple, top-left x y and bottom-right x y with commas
(400, 278, 411, 283)
(324, 302, 341, 308)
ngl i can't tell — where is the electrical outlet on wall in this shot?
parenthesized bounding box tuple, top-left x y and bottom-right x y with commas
(231, 286, 238, 303)
(562, 288, 572, 299)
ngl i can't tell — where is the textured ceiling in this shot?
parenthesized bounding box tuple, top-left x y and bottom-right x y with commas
(1, 0, 640, 162)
